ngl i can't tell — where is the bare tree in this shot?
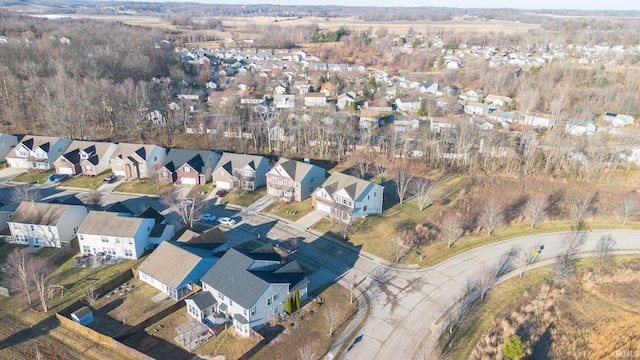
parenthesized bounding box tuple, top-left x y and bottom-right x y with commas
(118, 307, 130, 325)
(11, 184, 40, 203)
(371, 153, 391, 184)
(477, 265, 498, 301)
(554, 229, 587, 281)
(390, 228, 417, 262)
(323, 303, 340, 336)
(411, 178, 438, 212)
(31, 257, 54, 312)
(296, 340, 317, 360)
(478, 200, 505, 236)
(569, 194, 595, 226)
(160, 191, 204, 229)
(595, 234, 616, 264)
(391, 159, 414, 205)
(441, 215, 462, 248)
(617, 194, 640, 225)
(85, 189, 103, 210)
(6, 248, 33, 306)
(83, 285, 99, 306)
(349, 149, 372, 179)
(523, 193, 547, 229)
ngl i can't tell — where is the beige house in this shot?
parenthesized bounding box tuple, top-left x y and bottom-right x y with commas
(109, 143, 167, 180)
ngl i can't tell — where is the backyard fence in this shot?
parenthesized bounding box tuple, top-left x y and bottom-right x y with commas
(114, 299, 185, 341)
(48, 243, 75, 264)
(237, 329, 267, 360)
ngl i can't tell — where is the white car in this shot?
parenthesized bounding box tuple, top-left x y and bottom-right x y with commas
(200, 213, 216, 222)
(217, 217, 236, 226)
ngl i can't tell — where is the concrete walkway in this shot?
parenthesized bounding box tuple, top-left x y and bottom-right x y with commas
(294, 209, 327, 229)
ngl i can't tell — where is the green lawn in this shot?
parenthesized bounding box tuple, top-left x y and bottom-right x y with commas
(0, 242, 26, 264)
(264, 198, 314, 221)
(186, 183, 216, 200)
(221, 187, 267, 207)
(59, 172, 111, 189)
(114, 179, 174, 195)
(12, 170, 55, 184)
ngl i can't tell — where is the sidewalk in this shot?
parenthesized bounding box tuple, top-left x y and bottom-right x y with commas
(325, 283, 371, 360)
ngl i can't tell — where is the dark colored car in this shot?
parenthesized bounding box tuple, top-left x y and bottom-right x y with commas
(215, 189, 228, 198)
(48, 174, 68, 182)
(102, 175, 117, 184)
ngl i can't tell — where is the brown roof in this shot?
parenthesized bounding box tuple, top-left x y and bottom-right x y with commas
(137, 241, 205, 289)
(177, 227, 228, 246)
(9, 202, 76, 226)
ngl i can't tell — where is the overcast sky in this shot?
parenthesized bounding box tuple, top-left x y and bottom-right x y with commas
(186, 0, 637, 11)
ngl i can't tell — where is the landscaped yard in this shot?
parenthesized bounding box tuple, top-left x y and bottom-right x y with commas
(114, 179, 174, 195)
(59, 172, 112, 189)
(186, 183, 216, 200)
(252, 283, 358, 360)
(264, 197, 314, 221)
(12, 169, 55, 184)
(221, 187, 267, 207)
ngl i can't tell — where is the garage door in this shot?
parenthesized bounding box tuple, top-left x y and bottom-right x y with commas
(181, 177, 197, 185)
(114, 170, 126, 177)
(216, 181, 231, 189)
(58, 167, 74, 175)
(316, 202, 332, 213)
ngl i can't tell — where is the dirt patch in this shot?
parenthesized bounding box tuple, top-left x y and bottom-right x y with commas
(470, 263, 640, 359)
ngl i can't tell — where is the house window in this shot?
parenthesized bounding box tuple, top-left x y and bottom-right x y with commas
(229, 300, 233, 307)
(363, 205, 368, 212)
(243, 309, 248, 316)
(125, 249, 133, 257)
(61, 158, 66, 163)
(219, 293, 225, 301)
(101, 236, 109, 243)
(85, 166, 92, 171)
(115, 238, 121, 244)
(82, 245, 90, 253)
(310, 177, 314, 183)
(29, 225, 35, 231)
(116, 159, 123, 165)
(272, 307, 278, 315)
(267, 298, 272, 306)
(128, 239, 133, 245)
(79, 235, 84, 241)
(161, 172, 169, 179)
(273, 293, 279, 302)
(250, 307, 256, 316)
(184, 166, 190, 172)
(271, 177, 279, 184)
(154, 156, 158, 161)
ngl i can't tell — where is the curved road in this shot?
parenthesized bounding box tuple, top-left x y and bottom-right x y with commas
(337, 230, 640, 360)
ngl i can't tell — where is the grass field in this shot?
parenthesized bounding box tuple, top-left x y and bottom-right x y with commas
(12, 169, 54, 184)
(60, 172, 112, 189)
(264, 197, 314, 221)
(114, 179, 174, 196)
(221, 188, 267, 207)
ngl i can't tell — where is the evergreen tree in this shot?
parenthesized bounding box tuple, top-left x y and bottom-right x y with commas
(285, 295, 292, 314)
(504, 334, 525, 359)
(295, 289, 301, 311)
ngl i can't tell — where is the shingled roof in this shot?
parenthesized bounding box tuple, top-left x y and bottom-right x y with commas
(272, 158, 324, 183)
(9, 202, 80, 226)
(137, 241, 211, 289)
(320, 172, 376, 200)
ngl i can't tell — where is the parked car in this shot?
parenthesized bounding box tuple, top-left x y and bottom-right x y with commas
(199, 213, 216, 222)
(102, 175, 117, 184)
(215, 189, 228, 198)
(217, 217, 236, 226)
(48, 174, 68, 182)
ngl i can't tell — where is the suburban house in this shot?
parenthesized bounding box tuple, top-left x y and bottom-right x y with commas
(429, 117, 461, 133)
(363, 99, 393, 112)
(524, 113, 554, 129)
(109, 143, 167, 180)
(76, 210, 175, 259)
(311, 172, 384, 224)
(359, 110, 381, 130)
(336, 92, 356, 110)
(6, 136, 72, 170)
(266, 158, 326, 202)
(565, 120, 597, 136)
(485, 94, 512, 107)
(137, 241, 219, 300)
(419, 81, 439, 94)
(195, 244, 309, 336)
(602, 112, 634, 128)
(157, 148, 221, 185)
(8, 201, 88, 248)
(273, 94, 296, 109)
(176, 227, 229, 253)
(54, 141, 117, 176)
(0, 134, 19, 163)
(464, 102, 491, 116)
(488, 110, 521, 125)
(393, 116, 422, 133)
(211, 152, 270, 192)
(460, 89, 484, 102)
(394, 96, 422, 113)
(304, 92, 327, 107)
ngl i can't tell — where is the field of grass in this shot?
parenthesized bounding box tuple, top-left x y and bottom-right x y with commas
(186, 183, 216, 200)
(221, 188, 267, 207)
(59, 172, 112, 189)
(114, 179, 174, 196)
(443, 255, 640, 359)
(12, 169, 54, 184)
(264, 198, 314, 221)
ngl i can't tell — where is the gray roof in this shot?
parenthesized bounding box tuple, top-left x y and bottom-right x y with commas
(321, 172, 380, 201)
(272, 158, 324, 183)
(188, 291, 217, 310)
(77, 211, 147, 238)
(111, 142, 163, 162)
(137, 241, 209, 289)
(9, 202, 78, 226)
(214, 152, 266, 173)
(201, 246, 306, 309)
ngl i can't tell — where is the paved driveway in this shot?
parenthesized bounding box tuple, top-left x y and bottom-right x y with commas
(294, 209, 327, 229)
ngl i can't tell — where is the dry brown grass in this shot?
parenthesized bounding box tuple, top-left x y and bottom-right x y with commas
(468, 260, 640, 360)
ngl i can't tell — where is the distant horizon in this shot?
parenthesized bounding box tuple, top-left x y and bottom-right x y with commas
(135, 0, 638, 11)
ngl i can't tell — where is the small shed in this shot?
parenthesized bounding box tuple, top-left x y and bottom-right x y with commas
(71, 306, 94, 326)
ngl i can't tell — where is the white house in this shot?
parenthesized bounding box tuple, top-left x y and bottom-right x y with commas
(304, 93, 327, 107)
(77, 210, 174, 259)
(394, 97, 422, 112)
(485, 94, 512, 107)
(602, 112, 634, 128)
(6, 136, 72, 170)
(524, 113, 554, 129)
(8, 202, 87, 248)
(464, 102, 491, 116)
(565, 120, 597, 136)
(196, 244, 308, 336)
(394, 116, 422, 133)
(0, 134, 18, 163)
(419, 81, 438, 94)
(137, 241, 219, 300)
(274, 94, 296, 109)
(311, 172, 384, 224)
